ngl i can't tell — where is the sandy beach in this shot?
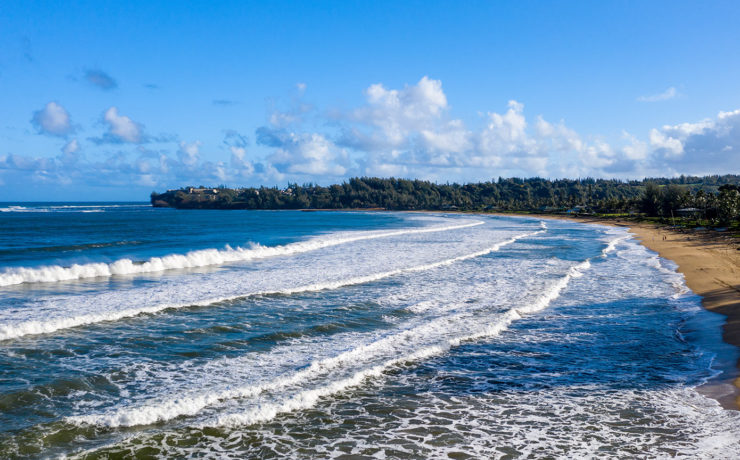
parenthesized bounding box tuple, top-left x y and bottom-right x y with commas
(531, 214, 740, 408)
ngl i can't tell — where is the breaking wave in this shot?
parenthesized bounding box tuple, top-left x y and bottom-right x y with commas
(0, 227, 539, 341)
(0, 220, 483, 287)
(68, 233, 599, 429)
(0, 204, 149, 213)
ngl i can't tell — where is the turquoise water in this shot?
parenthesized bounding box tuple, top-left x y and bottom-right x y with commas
(0, 204, 739, 458)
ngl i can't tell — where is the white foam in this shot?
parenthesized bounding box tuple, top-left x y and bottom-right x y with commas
(0, 226, 539, 341)
(47, 204, 149, 209)
(0, 220, 484, 287)
(211, 346, 447, 428)
(404, 300, 439, 313)
(602, 235, 630, 256)
(67, 240, 596, 430)
(517, 259, 591, 316)
(0, 206, 32, 212)
(42, 226, 740, 457)
(0, 204, 149, 212)
(616, 238, 693, 299)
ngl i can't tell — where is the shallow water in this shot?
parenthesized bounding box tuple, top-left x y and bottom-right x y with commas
(0, 205, 738, 458)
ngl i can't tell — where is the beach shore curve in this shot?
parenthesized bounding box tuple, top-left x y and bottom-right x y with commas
(532, 214, 740, 409)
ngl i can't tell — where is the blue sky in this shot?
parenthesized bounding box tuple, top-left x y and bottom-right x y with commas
(1, 0, 739, 200)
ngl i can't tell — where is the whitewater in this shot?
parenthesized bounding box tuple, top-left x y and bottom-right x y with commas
(0, 206, 738, 458)
(0, 220, 483, 286)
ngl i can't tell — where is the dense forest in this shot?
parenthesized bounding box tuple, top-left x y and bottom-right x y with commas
(151, 175, 740, 226)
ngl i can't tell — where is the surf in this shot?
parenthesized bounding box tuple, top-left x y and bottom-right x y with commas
(0, 225, 538, 341)
(0, 220, 484, 287)
(67, 242, 597, 429)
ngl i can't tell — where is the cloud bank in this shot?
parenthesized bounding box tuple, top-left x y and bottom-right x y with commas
(4, 77, 740, 198)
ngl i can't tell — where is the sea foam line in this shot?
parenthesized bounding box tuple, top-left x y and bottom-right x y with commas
(210, 240, 597, 428)
(0, 220, 484, 287)
(0, 204, 149, 212)
(70, 232, 624, 430)
(602, 235, 631, 257)
(68, 253, 590, 429)
(0, 228, 542, 343)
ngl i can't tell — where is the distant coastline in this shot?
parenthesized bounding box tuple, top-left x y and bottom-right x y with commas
(150, 175, 740, 229)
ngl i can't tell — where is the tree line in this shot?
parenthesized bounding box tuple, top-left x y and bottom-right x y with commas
(151, 175, 740, 225)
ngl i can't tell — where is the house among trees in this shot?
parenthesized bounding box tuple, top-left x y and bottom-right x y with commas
(187, 187, 219, 195)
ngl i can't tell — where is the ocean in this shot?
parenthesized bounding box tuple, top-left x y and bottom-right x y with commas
(1, 203, 739, 458)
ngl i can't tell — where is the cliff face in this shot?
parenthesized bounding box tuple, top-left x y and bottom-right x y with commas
(150, 190, 232, 209)
(151, 199, 171, 208)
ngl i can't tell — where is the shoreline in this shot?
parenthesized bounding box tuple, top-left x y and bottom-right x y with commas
(295, 207, 740, 408)
(152, 206, 740, 408)
(500, 213, 740, 409)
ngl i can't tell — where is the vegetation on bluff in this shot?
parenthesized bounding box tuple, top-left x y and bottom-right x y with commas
(151, 175, 740, 226)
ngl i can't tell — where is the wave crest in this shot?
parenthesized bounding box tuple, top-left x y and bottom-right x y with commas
(0, 220, 484, 287)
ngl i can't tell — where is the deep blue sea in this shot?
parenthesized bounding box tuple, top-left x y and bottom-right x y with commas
(1, 203, 739, 458)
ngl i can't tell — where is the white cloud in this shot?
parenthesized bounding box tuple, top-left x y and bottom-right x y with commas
(269, 111, 299, 127)
(637, 87, 678, 102)
(7, 77, 740, 198)
(58, 139, 81, 166)
(103, 107, 142, 143)
(479, 101, 535, 156)
(581, 140, 617, 169)
(262, 78, 738, 180)
(344, 81, 737, 179)
(268, 82, 593, 178)
(62, 139, 79, 155)
(620, 132, 648, 161)
(334, 83, 589, 178)
(32, 102, 73, 136)
(647, 108, 740, 174)
(649, 128, 684, 156)
(267, 98, 313, 128)
(535, 117, 584, 153)
(361, 154, 409, 178)
(420, 120, 470, 150)
(263, 130, 348, 176)
(229, 146, 256, 177)
(177, 140, 201, 166)
(345, 76, 450, 151)
(364, 76, 447, 119)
